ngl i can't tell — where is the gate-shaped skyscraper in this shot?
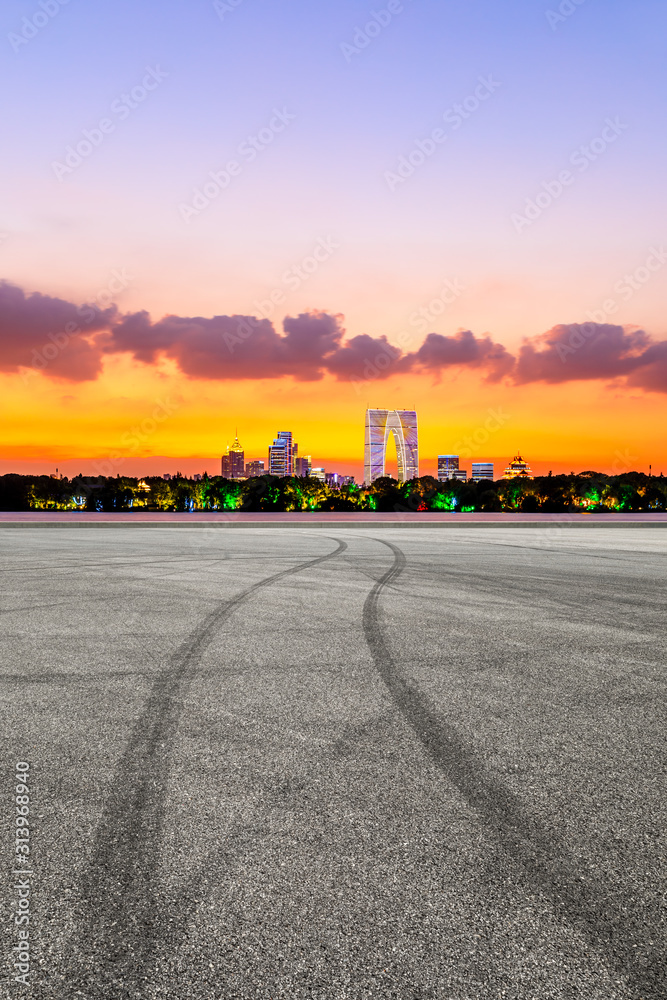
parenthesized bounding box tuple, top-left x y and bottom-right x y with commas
(364, 409, 419, 484)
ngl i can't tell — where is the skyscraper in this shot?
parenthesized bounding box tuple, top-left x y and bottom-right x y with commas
(364, 409, 419, 484)
(221, 433, 245, 478)
(325, 472, 355, 488)
(295, 454, 312, 477)
(472, 462, 494, 482)
(245, 460, 265, 477)
(268, 431, 296, 476)
(438, 455, 459, 481)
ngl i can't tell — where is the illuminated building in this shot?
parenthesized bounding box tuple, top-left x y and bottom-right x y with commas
(325, 472, 355, 488)
(269, 431, 296, 476)
(221, 433, 245, 478)
(472, 462, 494, 482)
(245, 460, 265, 477)
(438, 455, 459, 481)
(503, 454, 534, 479)
(311, 467, 326, 482)
(452, 469, 468, 482)
(364, 409, 419, 484)
(295, 455, 311, 477)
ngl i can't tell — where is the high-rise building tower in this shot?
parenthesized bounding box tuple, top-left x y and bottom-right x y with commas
(221, 433, 245, 478)
(245, 460, 265, 477)
(364, 409, 418, 484)
(295, 454, 312, 477)
(472, 462, 494, 482)
(438, 455, 459, 481)
(268, 431, 296, 476)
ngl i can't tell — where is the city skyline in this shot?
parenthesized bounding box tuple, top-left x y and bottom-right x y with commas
(173, 411, 633, 485)
(0, 425, 657, 482)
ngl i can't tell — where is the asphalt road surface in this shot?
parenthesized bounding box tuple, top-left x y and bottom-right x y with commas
(2, 526, 665, 1000)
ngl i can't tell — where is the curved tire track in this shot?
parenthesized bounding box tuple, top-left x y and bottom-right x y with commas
(59, 537, 347, 998)
(363, 537, 664, 998)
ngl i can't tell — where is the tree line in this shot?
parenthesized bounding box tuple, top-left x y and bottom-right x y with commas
(0, 470, 664, 512)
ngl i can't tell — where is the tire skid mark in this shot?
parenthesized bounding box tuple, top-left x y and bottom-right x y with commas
(418, 560, 664, 632)
(412, 562, 661, 635)
(61, 537, 347, 998)
(0, 553, 236, 576)
(119, 715, 397, 996)
(363, 537, 665, 998)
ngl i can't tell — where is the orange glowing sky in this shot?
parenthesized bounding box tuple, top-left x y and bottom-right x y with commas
(1, 354, 663, 480)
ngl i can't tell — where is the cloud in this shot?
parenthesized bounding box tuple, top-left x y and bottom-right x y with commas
(3, 279, 667, 393)
(515, 323, 652, 384)
(107, 309, 345, 381)
(325, 334, 403, 380)
(626, 340, 667, 393)
(513, 321, 667, 392)
(407, 330, 515, 382)
(0, 281, 115, 381)
(107, 311, 514, 383)
(325, 329, 513, 382)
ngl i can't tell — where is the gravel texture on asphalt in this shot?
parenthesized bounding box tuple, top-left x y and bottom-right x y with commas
(1, 526, 665, 999)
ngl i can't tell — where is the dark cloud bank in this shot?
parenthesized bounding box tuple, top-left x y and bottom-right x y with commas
(1, 280, 665, 392)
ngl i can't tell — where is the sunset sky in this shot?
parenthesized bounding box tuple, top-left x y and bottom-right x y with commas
(1, 0, 665, 480)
